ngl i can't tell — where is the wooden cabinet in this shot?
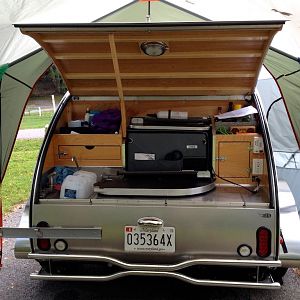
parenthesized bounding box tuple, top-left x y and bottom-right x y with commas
(214, 134, 264, 183)
(52, 133, 123, 167)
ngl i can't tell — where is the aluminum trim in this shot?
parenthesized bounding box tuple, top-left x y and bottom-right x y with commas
(95, 182, 216, 196)
(129, 125, 210, 131)
(1, 227, 102, 239)
(16, 20, 285, 31)
(28, 253, 281, 269)
(30, 270, 281, 289)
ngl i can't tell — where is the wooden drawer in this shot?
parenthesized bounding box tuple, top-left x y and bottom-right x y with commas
(58, 145, 121, 160)
(53, 134, 123, 167)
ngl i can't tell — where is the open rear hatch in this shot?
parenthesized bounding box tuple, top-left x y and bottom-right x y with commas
(15, 21, 284, 99)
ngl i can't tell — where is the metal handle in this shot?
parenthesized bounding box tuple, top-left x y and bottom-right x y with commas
(72, 156, 80, 169)
(137, 217, 164, 227)
(58, 151, 68, 158)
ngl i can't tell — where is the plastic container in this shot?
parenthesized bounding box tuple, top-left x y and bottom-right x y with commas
(74, 170, 97, 185)
(157, 110, 188, 119)
(68, 120, 82, 127)
(170, 111, 188, 119)
(60, 170, 97, 199)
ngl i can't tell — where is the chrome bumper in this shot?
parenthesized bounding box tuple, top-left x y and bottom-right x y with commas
(31, 270, 280, 289)
(29, 253, 281, 289)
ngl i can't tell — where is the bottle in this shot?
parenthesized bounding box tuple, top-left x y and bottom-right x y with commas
(84, 108, 90, 126)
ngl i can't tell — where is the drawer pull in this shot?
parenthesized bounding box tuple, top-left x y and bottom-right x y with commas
(85, 146, 95, 150)
(58, 151, 68, 158)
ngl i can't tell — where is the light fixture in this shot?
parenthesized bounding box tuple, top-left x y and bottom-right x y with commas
(237, 244, 252, 257)
(54, 239, 68, 252)
(140, 41, 168, 56)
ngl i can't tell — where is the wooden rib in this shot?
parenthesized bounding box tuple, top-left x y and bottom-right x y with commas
(42, 36, 270, 43)
(41, 34, 270, 43)
(72, 86, 250, 92)
(28, 32, 72, 87)
(108, 33, 126, 137)
(65, 71, 256, 80)
(71, 89, 251, 97)
(54, 51, 262, 60)
(251, 31, 278, 91)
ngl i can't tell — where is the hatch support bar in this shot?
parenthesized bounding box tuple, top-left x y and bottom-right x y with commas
(109, 34, 127, 137)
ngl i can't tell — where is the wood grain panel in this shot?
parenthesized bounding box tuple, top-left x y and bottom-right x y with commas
(53, 133, 122, 146)
(58, 145, 121, 160)
(218, 141, 251, 178)
(21, 24, 282, 97)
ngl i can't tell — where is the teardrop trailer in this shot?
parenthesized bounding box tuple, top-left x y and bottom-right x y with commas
(2, 21, 300, 289)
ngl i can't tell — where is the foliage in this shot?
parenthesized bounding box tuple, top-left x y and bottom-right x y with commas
(1, 139, 42, 214)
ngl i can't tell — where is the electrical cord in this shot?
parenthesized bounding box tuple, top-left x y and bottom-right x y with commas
(212, 168, 260, 194)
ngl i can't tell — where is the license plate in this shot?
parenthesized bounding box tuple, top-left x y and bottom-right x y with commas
(124, 226, 175, 253)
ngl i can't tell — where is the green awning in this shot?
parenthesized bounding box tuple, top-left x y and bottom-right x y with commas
(264, 48, 300, 147)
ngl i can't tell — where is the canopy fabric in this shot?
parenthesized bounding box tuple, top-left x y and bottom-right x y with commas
(0, 0, 134, 65)
(0, 50, 52, 180)
(256, 74, 298, 153)
(263, 48, 300, 147)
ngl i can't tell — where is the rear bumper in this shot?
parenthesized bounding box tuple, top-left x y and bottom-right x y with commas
(31, 269, 280, 289)
(29, 253, 281, 289)
(28, 252, 281, 269)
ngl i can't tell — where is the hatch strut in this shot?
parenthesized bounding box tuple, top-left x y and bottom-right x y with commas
(108, 34, 127, 137)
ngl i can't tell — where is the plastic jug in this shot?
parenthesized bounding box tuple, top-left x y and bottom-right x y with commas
(60, 170, 97, 199)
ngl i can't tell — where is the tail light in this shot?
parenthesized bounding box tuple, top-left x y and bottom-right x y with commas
(256, 227, 271, 257)
(36, 221, 51, 251)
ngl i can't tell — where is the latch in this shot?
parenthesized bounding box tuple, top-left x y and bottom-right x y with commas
(215, 156, 226, 161)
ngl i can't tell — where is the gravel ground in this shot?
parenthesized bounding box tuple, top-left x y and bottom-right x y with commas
(1, 204, 300, 300)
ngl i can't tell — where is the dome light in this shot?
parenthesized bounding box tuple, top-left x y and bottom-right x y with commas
(140, 41, 168, 56)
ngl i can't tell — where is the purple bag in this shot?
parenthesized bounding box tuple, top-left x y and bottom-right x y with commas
(90, 108, 121, 133)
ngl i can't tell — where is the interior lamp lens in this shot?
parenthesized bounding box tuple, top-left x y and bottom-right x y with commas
(141, 41, 168, 56)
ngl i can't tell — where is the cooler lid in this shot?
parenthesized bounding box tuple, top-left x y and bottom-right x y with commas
(16, 21, 284, 97)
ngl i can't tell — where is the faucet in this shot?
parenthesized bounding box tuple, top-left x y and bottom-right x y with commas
(47, 171, 56, 190)
(72, 156, 80, 170)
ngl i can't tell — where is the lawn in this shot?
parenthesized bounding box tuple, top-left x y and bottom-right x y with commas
(1, 139, 42, 214)
(20, 111, 54, 129)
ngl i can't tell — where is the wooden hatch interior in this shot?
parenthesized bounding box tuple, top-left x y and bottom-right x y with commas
(18, 22, 283, 137)
(16, 22, 283, 196)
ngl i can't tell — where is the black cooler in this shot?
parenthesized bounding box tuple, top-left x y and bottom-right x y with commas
(126, 124, 212, 173)
(95, 119, 215, 197)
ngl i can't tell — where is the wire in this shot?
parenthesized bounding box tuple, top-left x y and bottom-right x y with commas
(266, 97, 282, 120)
(212, 168, 260, 194)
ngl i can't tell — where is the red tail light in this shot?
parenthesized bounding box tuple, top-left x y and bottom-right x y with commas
(256, 227, 271, 257)
(36, 221, 51, 251)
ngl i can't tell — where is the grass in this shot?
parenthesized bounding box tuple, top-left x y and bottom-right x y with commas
(20, 111, 54, 129)
(1, 139, 42, 214)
